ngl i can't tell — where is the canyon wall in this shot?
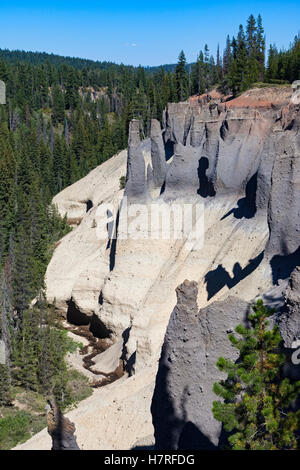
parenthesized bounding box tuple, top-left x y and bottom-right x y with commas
(18, 85, 300, 450)
(152, 89, 300, 449)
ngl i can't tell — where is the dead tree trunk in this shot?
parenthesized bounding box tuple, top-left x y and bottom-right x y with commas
(46, 398, 80, 450)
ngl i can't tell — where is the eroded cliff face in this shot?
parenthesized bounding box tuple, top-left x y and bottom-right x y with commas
(152, 89, 300, 449)
(265, 104, 300, 278)
(21, 86, 299, 450)
(152, 280, 249, 450)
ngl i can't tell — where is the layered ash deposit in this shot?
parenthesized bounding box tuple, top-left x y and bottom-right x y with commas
(18, 86, 300, 450)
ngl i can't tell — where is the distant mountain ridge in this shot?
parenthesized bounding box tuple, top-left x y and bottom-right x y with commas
(0, 47, 193, 73)
(0, 47, 128, 70)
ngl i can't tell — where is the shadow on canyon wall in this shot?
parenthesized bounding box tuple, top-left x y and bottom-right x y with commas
(197, 157, 216, 198)
(86, 199, 93, 212)
(221, 172, 257, 220)
(151, 360, 184, 449)
(204, 251, 264, 301)
(270, 246, 300, 285)
(108, 208, 120, 271)
(164, 139, 175, 161)
(151, 346, 229, 450)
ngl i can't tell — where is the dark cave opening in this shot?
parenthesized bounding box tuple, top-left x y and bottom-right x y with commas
(89, 313, 111, 339)
(66, 299, 111, 339)
(67, 299, 90, 326)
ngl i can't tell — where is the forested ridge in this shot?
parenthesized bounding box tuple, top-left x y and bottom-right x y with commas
(0, 13, 299, 448)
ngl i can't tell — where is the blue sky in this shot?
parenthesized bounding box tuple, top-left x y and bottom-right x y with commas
(0, 1, 299, 66)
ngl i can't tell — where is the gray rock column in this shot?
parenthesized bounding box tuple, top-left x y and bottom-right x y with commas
(265, 106, 300, 283)
(125, 119, 147, 201)
(150, 119, 166, 188)
(151, 280, 249, 450)
(278, 266, 300, 348)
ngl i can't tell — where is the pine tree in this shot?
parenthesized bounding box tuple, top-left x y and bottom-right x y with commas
(52, 134, 67, 193)
(191, 51, 205, 95)
(13, 309, 39, 390)
(221, 36, 233, 94)
(256, 15, 265, 82)
(223, 36, 232, 76)
(161, 71, 171, 106)
(246, 14, 257, 58)
(203, 44, 211, 91)
(246, 14, 259, 84)
(213, 300, 300, 450)
(12, 225, 35, 315)
(0, 364, 12, 405)
(0, 258, 13, 368)
(0, 122, 16, 255)
(175, 51, 189, 102)
(29, 175, 50, 290)
(228, 25, 250, 95)
(51, 84, 65, 125)
(237, 25, 250, 91)
(231, 36, 237, 59)
(216, 44, 222, 83)
(64, 67, 78, 110)
(265, 45, 277, 82)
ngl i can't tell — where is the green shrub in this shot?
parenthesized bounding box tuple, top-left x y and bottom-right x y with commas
(0, 411, 31, 450)
(212, 300, 300, 450)
(64, 368, 93, 409)
(119, 175, 126, 190)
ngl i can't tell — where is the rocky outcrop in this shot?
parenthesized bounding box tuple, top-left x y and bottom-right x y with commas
(163, 100, 275, 202)
(163, 143, 201, 199)
(151, 93, 300, 450)
(265, 104, 300, 282)
(125, 119, 148, 201)
(152, 280, 249, 449)
(152, 272, 299, 449)
(51, 147, 127, 221)
(291, 89, 300, 105)
(18, 86, 298, 450)
(150, 119, 166, 188)
(46, 148, 127, 313)
(278, 266, 300, 348)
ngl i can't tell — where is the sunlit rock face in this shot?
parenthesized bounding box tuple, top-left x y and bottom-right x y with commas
(36, 86, 300, 450)
(152, 92, 300, 449)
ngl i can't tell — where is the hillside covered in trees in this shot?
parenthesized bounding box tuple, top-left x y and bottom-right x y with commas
(0, 13, 299, 448)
